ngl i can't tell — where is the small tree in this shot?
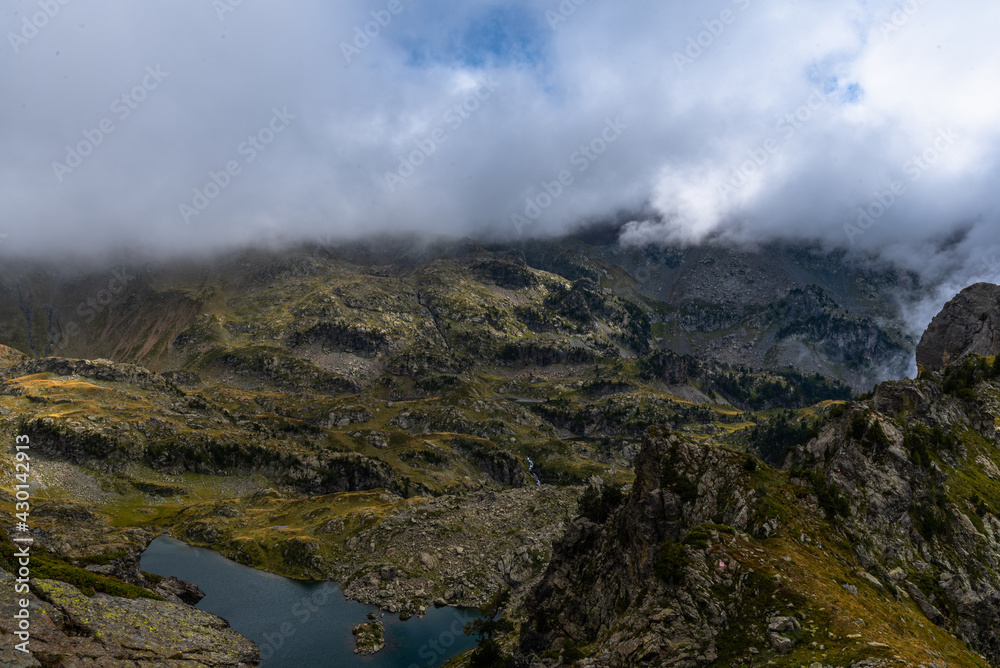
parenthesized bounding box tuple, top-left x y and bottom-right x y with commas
(464, 589, 514, 668)
(577, 482, 626, 523)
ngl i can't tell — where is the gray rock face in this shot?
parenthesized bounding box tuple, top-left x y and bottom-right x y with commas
(767, 616, 801, 654)
(0, 570, 259, 667)
(519, 370, 1000, 667)
(786, 377, 1000, 665)
(156, 576, 207, 605)
(519, 431, 757, 666)
(916, 282, 1000, 371)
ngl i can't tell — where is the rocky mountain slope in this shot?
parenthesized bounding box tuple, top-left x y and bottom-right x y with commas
(0, 237, 938, 666)
(917, 282, 1000, 371)
(504, 286, 1000, 668)
(0, 235, 916, 392)
(0, 528, 259, 667)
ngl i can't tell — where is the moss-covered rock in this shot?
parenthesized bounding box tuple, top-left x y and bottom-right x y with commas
(0, 570, 259, 667)
(352, 619, 385, 654)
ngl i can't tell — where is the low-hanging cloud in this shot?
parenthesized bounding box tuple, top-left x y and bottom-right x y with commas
(2, 0, 999, 316)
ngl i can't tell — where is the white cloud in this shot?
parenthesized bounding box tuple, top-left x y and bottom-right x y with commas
(0, 0, 996, 315)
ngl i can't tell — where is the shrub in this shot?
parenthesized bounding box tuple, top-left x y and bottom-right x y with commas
(913, 491, 951, 541)
(848, 413, 869, 441)
(827, 402, 849, 419)
(790, 466, 850, 519)
(863, 420, 892, 454)
(942, 355, 990, 401)
(746, 411, 817, 466)
(660, 451, 699, 503)
(682, 527, 711, 550)
(562, 640, 586, 663)
(577, 482, 626, 524)
(904, 430, 932, 468)
(469, 640, 512, 668)
(971, 493, 991, 517)
(654, 540, 687, 584)
(465, 589, 514, 668)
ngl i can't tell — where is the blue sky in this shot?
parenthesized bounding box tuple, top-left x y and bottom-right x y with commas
(403, 4, 548, 69)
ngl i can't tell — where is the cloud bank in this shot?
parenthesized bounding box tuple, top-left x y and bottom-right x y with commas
(1, 0, 999, 296)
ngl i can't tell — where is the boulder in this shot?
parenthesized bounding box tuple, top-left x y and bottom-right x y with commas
(916, 282, 1000, 371)
(155, 576, 207, 605)
(0, 569, 259, 667)
(352, 620, 385, 654)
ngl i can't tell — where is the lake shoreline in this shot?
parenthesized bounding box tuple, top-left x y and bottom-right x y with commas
(141, 534, 479, 667)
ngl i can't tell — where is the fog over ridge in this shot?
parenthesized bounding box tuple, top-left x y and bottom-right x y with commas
(1, 0, 998, 331)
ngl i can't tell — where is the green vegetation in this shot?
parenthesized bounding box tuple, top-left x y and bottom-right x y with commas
(464, 589, 514, 668)
(681, 527, 711, 549)
(938, 355, 1000, 401)
(709, 367, 851, 410)
(912, 485, 951, 541)
(789, 464, 850, 519)
(653, 539, 687, 584)
(4, 246, 994, 667)
(747, 410, 819, 465)
(0, 535, 159, 600)
(903, 424, 958, 467)
(659, 447, 699, 503)
(74, 551, 128, 566)
(576, 482, 626, 524)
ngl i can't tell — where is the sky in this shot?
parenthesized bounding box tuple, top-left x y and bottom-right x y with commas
(2, 0, 1000, 303)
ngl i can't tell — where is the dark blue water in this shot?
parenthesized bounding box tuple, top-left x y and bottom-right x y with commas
(141, 536, 478, 667)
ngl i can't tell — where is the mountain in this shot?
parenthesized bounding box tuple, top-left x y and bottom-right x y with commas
(512, 286, 1000, 668)
(0, 238, 945, 667)
(917, 282, 1000, 372)
(0, 236, 916, 391)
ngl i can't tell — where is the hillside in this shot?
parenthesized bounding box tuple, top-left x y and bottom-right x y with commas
(0, 237, 915, 392)
(0, 239, 947, 667)
(499, 289, 1000, 668)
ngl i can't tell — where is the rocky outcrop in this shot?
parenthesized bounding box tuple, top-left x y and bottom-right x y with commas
(518, 372, 1000, 667)
(785, 377, 1000, 666)
(454, 437, 527, 487)
(519, 431, 757, 666)
(352, 619, 385, 654)
(156, 576, 207, 605)
(330, 486, 577, 612)
(917, 282, 1000, 371)
(0, 343, 28, 368)
(470, 256, 539, 290)
(0, 356, 181, 394)
(0, 570, 259, 667)
(770, 285, 910, 373)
